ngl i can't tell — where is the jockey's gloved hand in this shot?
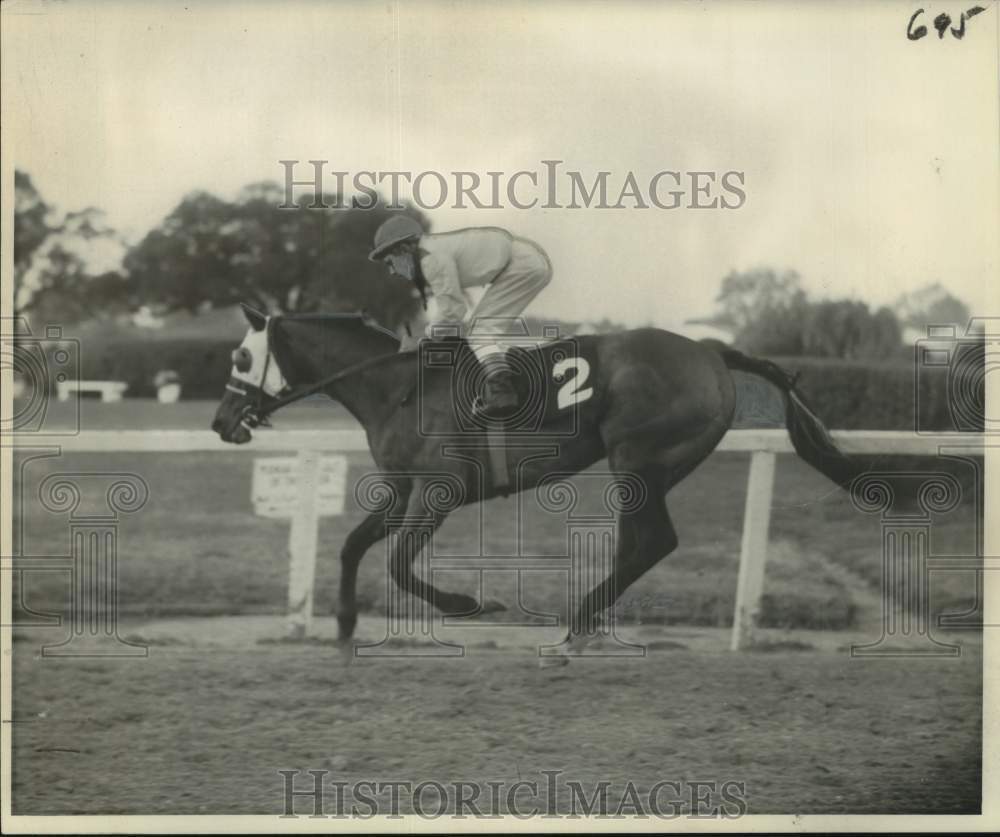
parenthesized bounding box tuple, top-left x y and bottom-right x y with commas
(426, 323, 465, 343)
(398, 334, 423, 353)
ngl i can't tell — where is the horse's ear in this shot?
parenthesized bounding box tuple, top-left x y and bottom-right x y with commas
(241, 303, 267, 331)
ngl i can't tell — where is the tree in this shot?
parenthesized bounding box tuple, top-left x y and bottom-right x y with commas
(712, 268, 806, 334)
(125, 184, 429, 330)
(859, 306, 903, 359)
(736, 300, 808, 356)
(706, 266, 904, 359)
(15, 171, 130, 325)
(14, 171, 54, 279)
(800, 300, 901, 360)
(125, 191, 249, 312)
(895, 283, 969, 331)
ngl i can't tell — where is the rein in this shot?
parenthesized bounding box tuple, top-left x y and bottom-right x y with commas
(246, 351, 406, 426)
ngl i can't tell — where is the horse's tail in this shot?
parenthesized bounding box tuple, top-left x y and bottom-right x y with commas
(720, 348, 862, 491)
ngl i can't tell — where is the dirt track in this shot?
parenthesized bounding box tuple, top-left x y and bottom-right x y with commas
(10, 402, 985, 818)
(11, 618, 981, 817)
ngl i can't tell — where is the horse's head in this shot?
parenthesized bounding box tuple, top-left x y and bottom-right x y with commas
(211, 304, 288, 444)
(212, 305, 404, 442)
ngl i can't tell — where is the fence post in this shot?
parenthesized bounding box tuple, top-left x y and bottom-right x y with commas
(286, 449, 321, 639)
(730, 450, 776, 651)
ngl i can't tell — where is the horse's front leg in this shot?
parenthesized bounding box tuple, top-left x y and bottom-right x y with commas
(337, 510, 392, 643)
(387, 483, 482, 617)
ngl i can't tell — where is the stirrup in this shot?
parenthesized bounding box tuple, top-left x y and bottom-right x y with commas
(473, 394, 518, 421)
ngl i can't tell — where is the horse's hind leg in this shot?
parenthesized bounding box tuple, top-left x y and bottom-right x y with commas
(559, 419, 727, 657)
(568, 465, 677, 641)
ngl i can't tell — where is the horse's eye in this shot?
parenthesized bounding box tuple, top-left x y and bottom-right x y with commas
(232, 348, 252, 372)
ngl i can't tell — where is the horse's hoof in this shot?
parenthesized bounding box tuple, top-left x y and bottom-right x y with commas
(445, 594, 481, 617)
(480, 598, 507, 615)
(335, 637, 355, 664)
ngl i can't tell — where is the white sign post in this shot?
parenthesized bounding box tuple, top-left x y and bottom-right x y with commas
(252, 452, 348, 638)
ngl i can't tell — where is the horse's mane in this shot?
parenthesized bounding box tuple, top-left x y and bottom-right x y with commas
(268, 309, 411, 384)
(275, 311, 401, 343)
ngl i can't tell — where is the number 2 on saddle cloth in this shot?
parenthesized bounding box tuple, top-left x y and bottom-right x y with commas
(406, 336, 601, 494)
(411, 337, 598, 433)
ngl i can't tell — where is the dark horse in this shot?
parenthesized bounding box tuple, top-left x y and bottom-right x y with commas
(212, 304, 860, 654)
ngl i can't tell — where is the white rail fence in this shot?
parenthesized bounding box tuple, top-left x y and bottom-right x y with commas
(15, 428, 983, 650)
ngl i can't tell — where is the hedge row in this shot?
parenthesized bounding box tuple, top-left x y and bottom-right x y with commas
(25, 336, 982, 430)
(768, 354, 982, 432)
(28, 337, 236, 399)
(78, 338, 236, 399)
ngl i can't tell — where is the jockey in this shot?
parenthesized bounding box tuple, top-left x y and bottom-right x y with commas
(369, 217, 552, 418)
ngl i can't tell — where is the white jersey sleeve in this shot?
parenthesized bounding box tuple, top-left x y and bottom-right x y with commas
(420, 250, 471, 334)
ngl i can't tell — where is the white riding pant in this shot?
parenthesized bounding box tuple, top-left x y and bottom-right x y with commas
(466, 237, 552, 362)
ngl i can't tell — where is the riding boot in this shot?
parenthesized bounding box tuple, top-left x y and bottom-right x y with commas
(478, 355, 519, 419)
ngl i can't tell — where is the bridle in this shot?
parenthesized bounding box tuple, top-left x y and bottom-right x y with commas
(228, 316, 408, 431)
(223, 316, 290, 433)
(225, 378, 276, 433)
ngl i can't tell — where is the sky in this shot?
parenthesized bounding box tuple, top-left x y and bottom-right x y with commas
(3, 0, 998, 329)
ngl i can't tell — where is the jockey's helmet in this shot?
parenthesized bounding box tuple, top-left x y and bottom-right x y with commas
(368, 216, 423, 261)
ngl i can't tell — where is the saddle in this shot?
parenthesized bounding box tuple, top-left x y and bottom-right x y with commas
(414, 336, 600, 495)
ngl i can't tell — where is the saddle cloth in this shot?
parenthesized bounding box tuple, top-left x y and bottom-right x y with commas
(416, 336, 600, 437)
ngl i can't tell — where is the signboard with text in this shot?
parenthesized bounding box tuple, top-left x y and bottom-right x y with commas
(251, 455, 348, 519)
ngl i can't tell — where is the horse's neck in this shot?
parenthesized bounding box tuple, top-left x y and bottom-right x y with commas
(276, 319, 406, 429)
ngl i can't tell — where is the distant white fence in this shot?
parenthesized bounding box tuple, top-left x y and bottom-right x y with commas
(56, 380, 128, 403)
(16, 428, 984, 649)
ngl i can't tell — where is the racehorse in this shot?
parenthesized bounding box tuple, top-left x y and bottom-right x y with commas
(212, 304, 862, 655)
